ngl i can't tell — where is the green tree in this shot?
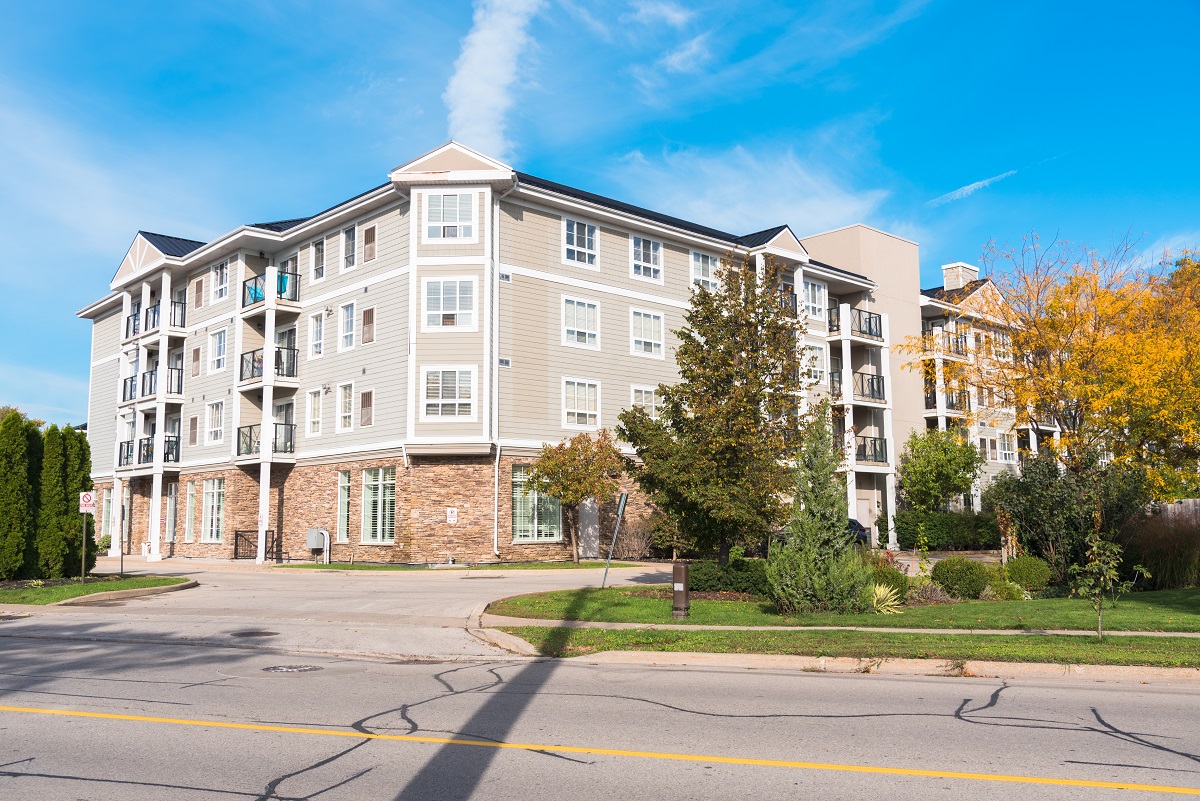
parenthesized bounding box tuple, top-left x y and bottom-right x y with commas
(788, 399, 848, 549)
(21, 418, 44, 578)
(527, 429, 624, 563)
(36, 425, 70, 578)
(0, 412, 33, 579)
(61, 426, 95, 576)
(618, 254, 807, 564)
(0, 405, 46, 428)
(896, 429, 985, 513)
(1070, 532, 1148, 642)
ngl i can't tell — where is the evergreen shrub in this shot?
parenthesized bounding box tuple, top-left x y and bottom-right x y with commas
(894, 510, 1000, 551)
(1119, 518, 1200, 590)
(930, 556, 989, 599)
(871, 564, 910, 599)
(688, 557, 771, 597)
(1005, 555, 1052, 593)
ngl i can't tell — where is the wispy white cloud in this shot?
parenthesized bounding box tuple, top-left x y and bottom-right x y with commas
(660, 34, 711, 73)
(0, 361, 90, 425)
(623, 0, 694, 28)
(927, 169, 1017, 207)
(443, 0, 545, 161)
(1145, 230, 1200, 265)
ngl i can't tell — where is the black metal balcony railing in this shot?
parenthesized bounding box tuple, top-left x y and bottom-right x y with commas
(277, 271, 300, 302)
(243, 275, 266, 307)
(274, 347, 298, 378)
(237, 424, 261, 456)
(273, 423, 296, 454)
(852, 371, 886, 402)
(778, 292, 797, 317)
(121, 376, 137, 402)
(946, 391, 970, 411)
(240, 349, 264, 381)
(166, 367, 184, 395)
(164, 435, 180, 463)
(124, 313, 140, 339)
(118, 440, 134, 466)
(169, 300, 187, 328)
(138, 437, 154, 464)
(856, 435, 888, 464)
(144, 303, 160, 332)
(827, 306, 841, 332)
(140, 371, 157, 397)
(850, 309, 883, 340)
(829, 371, 843, 397)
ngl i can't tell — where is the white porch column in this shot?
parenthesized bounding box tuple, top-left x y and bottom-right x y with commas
(108, 475, 123, 557)
(256, 261, 279, 564)
(884, 471, 898, 550)
(147, 272, 172, 562)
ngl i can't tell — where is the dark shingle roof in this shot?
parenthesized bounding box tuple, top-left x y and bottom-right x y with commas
(921, 278, 990, 304)
(139, 231, 206, 257)
(806, 258, 876, 283)
(250, 218, 311, 233)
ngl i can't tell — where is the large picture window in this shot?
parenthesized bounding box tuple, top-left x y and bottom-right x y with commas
(361, 467, 396, 544)
(201, 478, 224, 542)
(512, 466, 562, 542)
(336, 470, 350, 543)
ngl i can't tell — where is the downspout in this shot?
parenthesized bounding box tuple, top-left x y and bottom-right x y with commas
(493, 444, 502, 558)
(491, 174, 517, 561)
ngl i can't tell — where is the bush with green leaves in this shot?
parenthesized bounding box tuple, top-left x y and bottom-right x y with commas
(1005, 555, 1051, 593)
(766, 539, 872, 614)
(688, 557, 771, 597)
(871, 564, 909, 600)
(97, 534, 111, 552)
(1119, 517, 1200, 590)
(894, 510, 1000, 551)
(930, 556, 989, 599)
(982, 564, 1025, 601)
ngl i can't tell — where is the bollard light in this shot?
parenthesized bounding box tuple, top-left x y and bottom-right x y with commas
(672, 562, 689, 619)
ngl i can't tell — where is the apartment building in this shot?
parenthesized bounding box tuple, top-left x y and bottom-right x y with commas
(78, 142, 906, 564)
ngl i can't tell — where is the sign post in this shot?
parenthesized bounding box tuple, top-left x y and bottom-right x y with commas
(601, 492, 629, 589)
(78, 492, 95, 584)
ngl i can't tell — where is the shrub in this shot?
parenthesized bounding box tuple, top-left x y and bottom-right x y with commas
(871, 565, 909, 599)
(906, 577, 957, 606)
(1005, 555, 1051, 593)
(983, 564, 1026, 601)
(688, 557, 771, 597)
(766, 540, 872, 614)
(97, 534, 111, 551)
(894, 510, 1000, 551)
(930, 556, 989, 599)
(1119, 517, 1200, 590)
(871, 584, 903, 614)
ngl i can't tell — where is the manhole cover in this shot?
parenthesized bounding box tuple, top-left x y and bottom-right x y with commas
(262, 665, 323, 673)
(230, 630, 279, 638)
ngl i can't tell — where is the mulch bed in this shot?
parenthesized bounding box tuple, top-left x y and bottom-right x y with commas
(0, 576, 115, 591)
(624, 587, 764, 603)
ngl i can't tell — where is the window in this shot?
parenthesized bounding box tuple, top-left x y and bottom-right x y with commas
(424, 278, 475, 330)
(631, 386, 661, 420)
(339, 302, 355, 351)
(206, 401, 224, 444)
(184, 481, 195, 543)
(363, 225, 377, 261)
(423, 368, 474, 419)
(311, 239, 326, 282)
(564, 378, 599, 428)
(631, 236, 662, 281)
(201, 478, 224, 542)
(630, 309, 663, 357)
(309, 313, 324, 358)
(807, 343, 827, 381)
(361, 307, 375, 344)
(425, 192, 474, 241)
(999, 433, 1017, 463)
(360, 390, 374, 427)
(336, 382, 353, 432)
(192, 277, 204, 310)
(307, 389, 322, 436)
(188, 416, 198, 447)
(336, 471, 350, 543)
(191, 347, 201, 377)
(978, 437, 999, 462)
(803, 280, 827, 319)
(564, 219, 596, 266)
(361, 467, 396, 544)
(512, 465, 562, 542)
(692, 253, 719, 291)
(562, 297, 599, 349)
(212, 261, 229, 301)
(343, 226, 356, 271)
(101, 487, 113, 540)
(209, 330, 227, 372)
(165, 483, 178, 543)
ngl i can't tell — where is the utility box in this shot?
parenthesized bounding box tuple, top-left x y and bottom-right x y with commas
(306, 529, 328, 549)
(672, 562, 689, 618)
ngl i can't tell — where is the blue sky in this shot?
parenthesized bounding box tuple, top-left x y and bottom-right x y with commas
(2, 0, 1197, 424)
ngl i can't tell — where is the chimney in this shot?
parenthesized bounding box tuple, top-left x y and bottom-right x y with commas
(941, 262, 979, 291)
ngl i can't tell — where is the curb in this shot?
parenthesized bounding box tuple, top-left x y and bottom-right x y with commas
(54, 580, 198, 606)
(466, 601, 540, 656)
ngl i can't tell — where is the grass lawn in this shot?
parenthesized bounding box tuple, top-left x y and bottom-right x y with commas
(487, 586, 1200, 633)
(501, 626, 1200, 667)
(274, 560, 642, 571)
(0, 576, 188, 605)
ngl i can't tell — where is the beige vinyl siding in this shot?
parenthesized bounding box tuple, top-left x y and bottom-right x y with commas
(297, 203, 409, 299)
(87, 359, 121, 475)
(415, 190, 487, 259)
(90, 307, 122, 362)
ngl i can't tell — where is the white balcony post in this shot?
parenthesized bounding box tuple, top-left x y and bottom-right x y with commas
(256, 260, 279, 565)
(934, 356, 947, 431)
(884, 472, 898, 550)
(108, 475, 123, 557)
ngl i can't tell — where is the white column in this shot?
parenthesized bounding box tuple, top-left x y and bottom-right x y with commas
(884, 471, 898, 550)
(108, 476, 123, 557)
(147, 272, 172, 562)
(934, 354, 947, 431)
(256, 261, 279, 564)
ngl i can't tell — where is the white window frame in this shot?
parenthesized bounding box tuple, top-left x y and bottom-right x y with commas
(420, 365, 478, 422)
(184, 481, 194, 543)
(200, 478, 224, 542)
(511, 465, 563, 543)
(165, 482, 178, 543)
(310, 238, 326, 283)
(339, 302, 355, 352)
(336, 381, 354, 433)
(561, 217, 599, 269)
(336, 470, 350, 543)
(205, 400, 224, 445)
(630, 235, 664, 284)
(691, 252, 720, 292)
(308, 312, 324, 360)
(561, 296, 600, 350)
(208, 329, 227, 373)
(361, 466, 396, 544)
(999, 432, 1017, 463)
(211, 261, 229, 301)
(421, 277, 478, 332)
(631, 385, 661, 420)
(422, 190, 478, 244)
(306, 389, 322, 437)
(562, 377, 600, 430)
(803, 279, 827, 319)
(807, 343, 827, 381)
(630, 308, 665, 359)
(342, 225, 356, 272)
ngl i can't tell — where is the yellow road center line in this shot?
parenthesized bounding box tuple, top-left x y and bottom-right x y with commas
(2, 704, 1198, 795)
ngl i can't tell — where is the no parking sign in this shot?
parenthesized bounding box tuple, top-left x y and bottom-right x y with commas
(79, 492, 96, 515)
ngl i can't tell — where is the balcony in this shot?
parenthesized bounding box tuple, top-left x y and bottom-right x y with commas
(169, 300, 187, 328)
(237, 423, 296, 457)
(240, 349, 264, 382)
(137, 437, 154, 464)
(827, 306, 841, 332)
(946, 391, 970, 412)
(856, 436, 888, 464)
(275, 347, 298, 378)
(277, 271, 300, 302)
(924, 390, 937, 410)
(164, 435, 180, 464)
(850, 309, 883, 340)
(237, 424, 261, 456)
(273, 423, 296, 454)
(165, 367, 184, 395)
(140, 371, 157, 398)
(924, 331, 967, 357)
(118, 440, 134, 467)
(144, 303, 160, 332)
(124, 312, 141, 339)
(242, 275, 266, 307)
(852, 372, 886, 402)
(829, 371, 843, 398)
(778, 292, 797, 317)
(121, 376, 137, 403)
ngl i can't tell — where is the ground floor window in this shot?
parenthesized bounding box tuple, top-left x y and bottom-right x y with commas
(362, 467, 396, 544)
(337, 470, 351, 543)
(201, 478, 225, 542)
(512, 466, 562, 542)
(185, 481, 195, 542)
(100, 487, 113, 539)
(165, 483, 178, 543)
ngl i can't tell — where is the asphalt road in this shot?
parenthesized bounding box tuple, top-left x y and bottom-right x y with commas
(1, 635, 1199, 800)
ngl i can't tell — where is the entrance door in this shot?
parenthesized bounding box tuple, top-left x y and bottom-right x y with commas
(578, 499, 600, 559)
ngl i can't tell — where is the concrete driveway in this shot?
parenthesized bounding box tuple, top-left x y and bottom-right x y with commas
(0, 559, 671, 661)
